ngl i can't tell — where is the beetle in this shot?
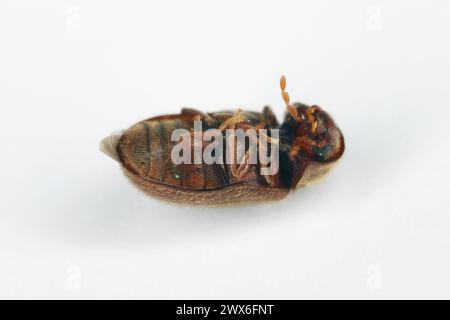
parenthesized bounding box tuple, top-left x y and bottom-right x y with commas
(100, 76, 345, 205)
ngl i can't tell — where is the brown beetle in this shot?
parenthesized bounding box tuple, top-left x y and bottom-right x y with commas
(100, 76, 344, 206)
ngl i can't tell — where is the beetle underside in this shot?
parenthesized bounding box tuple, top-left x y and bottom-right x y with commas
(100, 76, 344, 206)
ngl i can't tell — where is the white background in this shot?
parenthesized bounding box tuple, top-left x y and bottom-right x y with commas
(1, 0, 449, 299)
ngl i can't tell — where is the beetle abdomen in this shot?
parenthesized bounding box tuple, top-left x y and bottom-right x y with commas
(122, 167, 289, 206)
(117, 115, 230, 190)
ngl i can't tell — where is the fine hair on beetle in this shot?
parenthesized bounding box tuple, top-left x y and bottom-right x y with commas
(170, 120, 280, 176)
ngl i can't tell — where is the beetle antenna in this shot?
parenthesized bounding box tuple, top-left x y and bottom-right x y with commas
(280, 75, 300, 121)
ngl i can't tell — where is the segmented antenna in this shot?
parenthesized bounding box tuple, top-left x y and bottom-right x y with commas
(280, 75, 300, 121)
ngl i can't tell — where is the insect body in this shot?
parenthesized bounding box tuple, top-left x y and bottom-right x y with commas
(100, 76, 345, 205)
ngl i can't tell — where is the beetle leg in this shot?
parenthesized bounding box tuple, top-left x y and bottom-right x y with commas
(257, 139, 279, 186)
(224, 121, 253, 181)
(205, 109, 248, 180)
(235, 161, 252, 179)
(237, 122, 279, 146)
(217, 109, 245, 132)
(229, 150, 253, 180)
(235, 122, 280, 186)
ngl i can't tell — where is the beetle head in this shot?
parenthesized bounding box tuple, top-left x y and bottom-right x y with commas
(279, 76, 344, 188)
(286, 104, 344, 161)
